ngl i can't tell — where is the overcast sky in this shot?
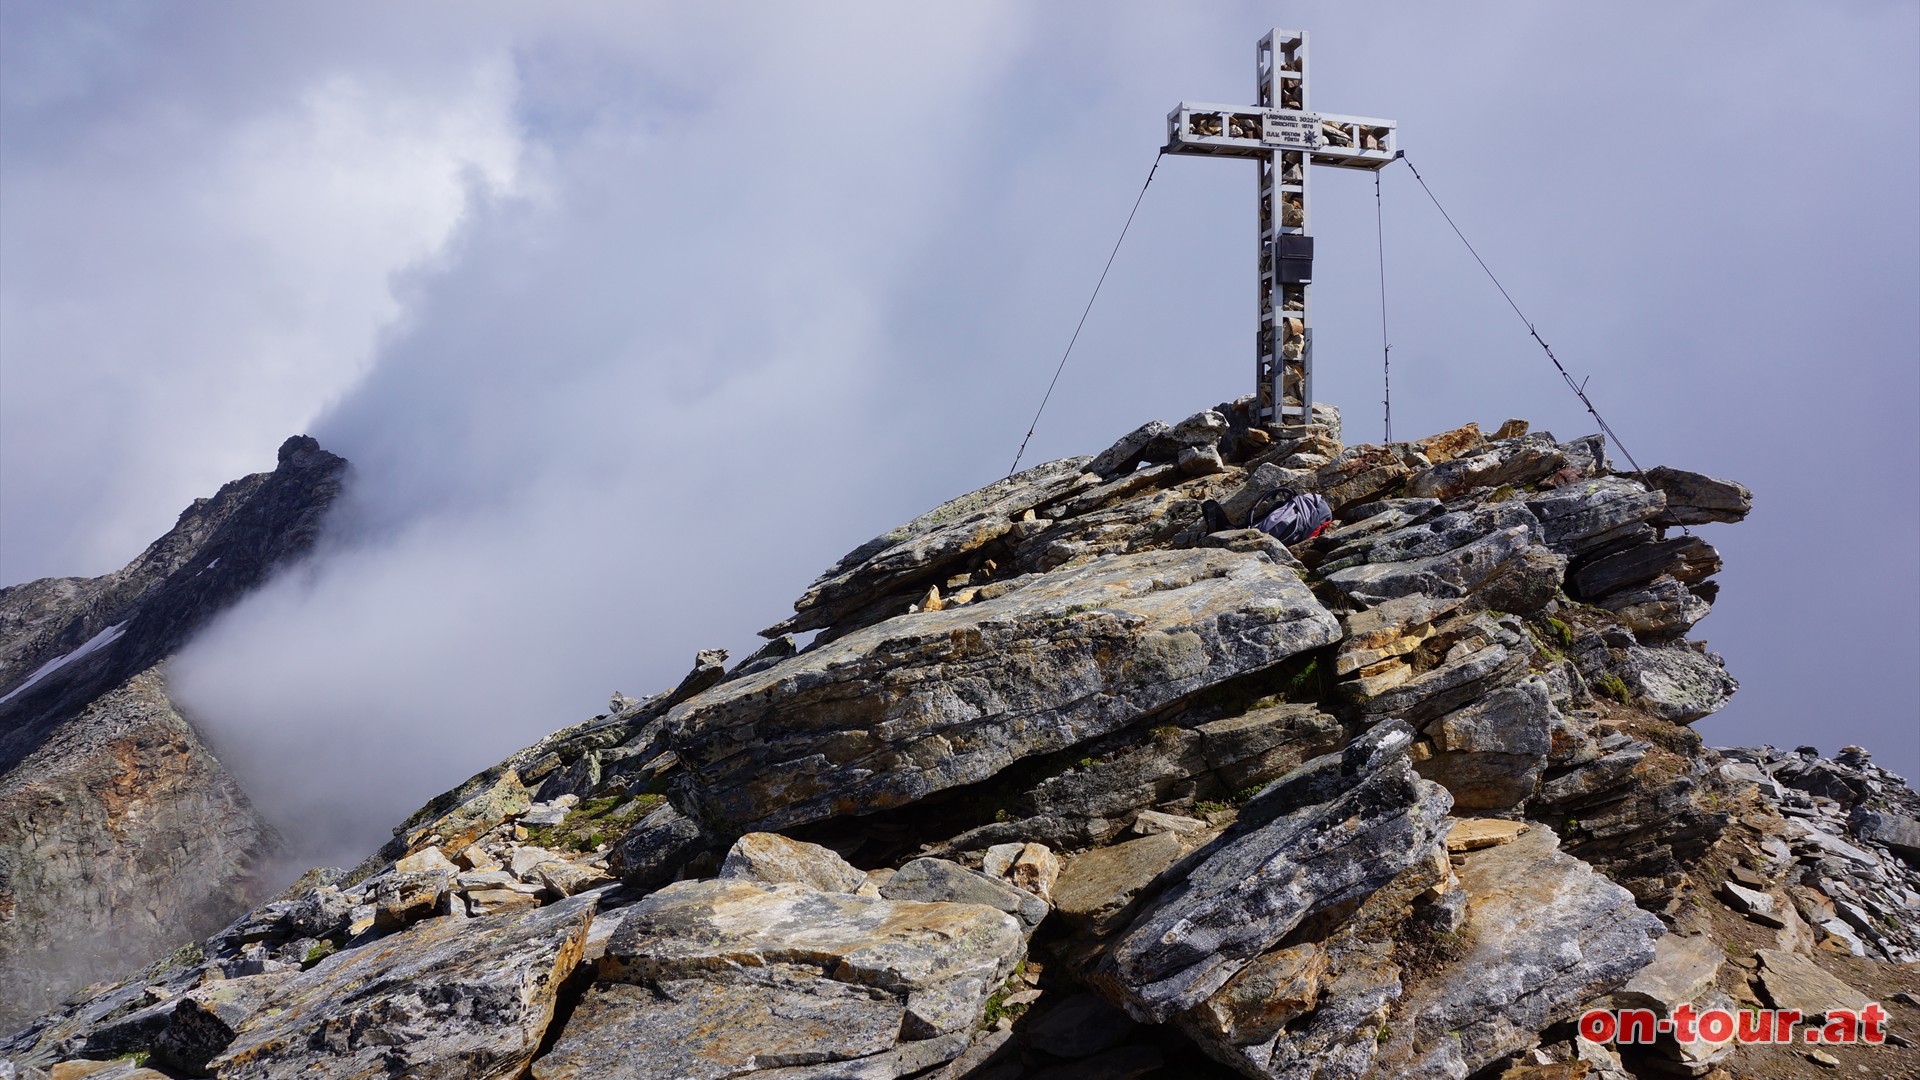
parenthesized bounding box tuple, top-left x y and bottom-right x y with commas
(3, 2, 1915, 864)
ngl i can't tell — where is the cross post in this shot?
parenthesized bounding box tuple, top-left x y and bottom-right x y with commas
(1165, 29, 1398, 427)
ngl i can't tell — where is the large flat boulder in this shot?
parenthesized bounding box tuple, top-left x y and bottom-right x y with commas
(931, 701, 1343, 855)
(1414, 676, 1559, 813)
(533, 976, 967, 1080)
(1320, 495, 1442, 539)
(1319, 503, 1540, 575)
(1224, 950, 1406, 1080)
(35, 1062, 173, 1080)
(1616, 932, 1723, 1016)
(1524, 478, 1666, 557)
(533, 878, 1024, 1079)
(670, 547, 1339, 833)
(717, 831, 867, 893)
(1850, 806, 1920, 861)
(608, 801, 707, 888)
(353, 767, 532, 881)
(1754, 949, 1872, 1019)
(1310, 446, 1414, 511)
(1181, 941, 1331, 1052)
(1086, 420, 1173, 479)
(1349, 614, 1532, 726)
(1053, 831, 1193, 936)
(1324, 526, 1553, 611)
(1370, 827, 1664, 1080)
(1010, 480, 1225, 575)
(1597, 575, 1711, 641)
(769, 456, 1093, 635)
(1083, 408, 1233, 481)
(882, 857, 1050, 934)
(1614, 644, 1739, 723)
(1097, 723, 1452, 1022)
(1571, 536, 1720, 599)
(1167, 811, 1459, 1080)
(1556, 433, 1612, 478)
(1645, 466, 1753, 526)
(1412, 422, 1487, 464)
(1333, 595, 1453, 676)
(208, 894, 596, 1080)
(1403, 433, 1564, 500)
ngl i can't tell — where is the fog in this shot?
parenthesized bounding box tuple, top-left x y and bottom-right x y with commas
(3, 2, 1914, 867)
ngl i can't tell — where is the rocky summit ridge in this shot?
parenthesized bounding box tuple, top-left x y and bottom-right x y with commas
(6, 402, 1919, 1080)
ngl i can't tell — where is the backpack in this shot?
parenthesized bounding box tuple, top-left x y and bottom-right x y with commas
(1248, 487, 1333, 545)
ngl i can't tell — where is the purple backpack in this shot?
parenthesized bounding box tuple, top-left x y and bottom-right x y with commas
(1249, 488, 1332, 545)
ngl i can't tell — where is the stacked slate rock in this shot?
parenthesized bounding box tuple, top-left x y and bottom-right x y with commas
(14, 400, 1913, 1080)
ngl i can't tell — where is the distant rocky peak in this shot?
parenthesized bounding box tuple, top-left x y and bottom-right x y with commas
(0, 437, 348, 767)
(277, 433, 322, 464)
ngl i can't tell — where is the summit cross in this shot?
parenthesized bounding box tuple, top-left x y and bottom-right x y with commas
(1165, 29, 1398, 427)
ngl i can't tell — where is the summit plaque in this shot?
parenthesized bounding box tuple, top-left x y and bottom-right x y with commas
(1261, 111, 1320, 150)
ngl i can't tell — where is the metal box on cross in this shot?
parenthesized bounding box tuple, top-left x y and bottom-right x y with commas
(1164, 29, 1398, 427)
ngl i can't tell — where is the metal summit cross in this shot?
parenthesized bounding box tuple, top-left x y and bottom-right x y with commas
(1165, 29, 1398, 427)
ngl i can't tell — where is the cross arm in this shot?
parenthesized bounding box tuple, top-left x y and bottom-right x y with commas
(1164, 102, 1397, 170)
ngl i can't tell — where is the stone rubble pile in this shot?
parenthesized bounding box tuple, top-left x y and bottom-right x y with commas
(1713, 744, 1920, 963)
(9, 399, 1914, 1080)
(1482, 742, 1920, 1079)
